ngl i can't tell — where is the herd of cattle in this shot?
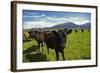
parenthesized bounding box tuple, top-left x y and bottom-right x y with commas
(23, 29, 90, 61)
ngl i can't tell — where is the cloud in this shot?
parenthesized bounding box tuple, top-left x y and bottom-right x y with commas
(23, 14, 46, 18)
(23, 21, 56, 29)
(46, 16, 69, 21)
(23, 24, 34, 29)
(23, 19, 69, 29)
(41, 14, 46, 17)
(46, 16, 90, 25)
(23, 15, 90, 29)
(68, 17, 90, 24)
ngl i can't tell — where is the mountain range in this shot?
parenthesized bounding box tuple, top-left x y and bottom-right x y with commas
(51, 22, 91, 29)
(29, 22, 91, 31)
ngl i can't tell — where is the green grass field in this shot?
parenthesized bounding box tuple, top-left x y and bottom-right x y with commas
(23, 29, 91, 62)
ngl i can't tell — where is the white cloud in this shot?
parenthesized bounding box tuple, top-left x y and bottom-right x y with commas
(46, 17, 69, 21)
(23, 16, 90, 29)
(23, 24, 34, 29)
(41, 14, 46, 17)
(23, 21, 56, 29)
(68, 17, 90, 24)
(24, 14, 46, 18)
(23, 19, 69, 29)
(46, 16, 90, 25)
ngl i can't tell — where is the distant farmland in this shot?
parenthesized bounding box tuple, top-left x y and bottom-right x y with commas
(23, 29, 91, 62)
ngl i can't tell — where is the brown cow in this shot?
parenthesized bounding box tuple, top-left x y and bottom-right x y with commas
(35, 32, 45, 52)
(23, 31, 30, 41)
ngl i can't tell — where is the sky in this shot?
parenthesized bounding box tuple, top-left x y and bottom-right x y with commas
(23, 10, 91, 29)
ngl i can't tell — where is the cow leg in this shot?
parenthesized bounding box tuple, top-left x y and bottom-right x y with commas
(47, 48, 49, 54)
(41, 42, 44, 52)
(26, 37, 28, 41)
(55, 49, 59, 61)
(37, 42, 40, 51)
(60, 50, 65, 60)
(46, 46, 49, 54)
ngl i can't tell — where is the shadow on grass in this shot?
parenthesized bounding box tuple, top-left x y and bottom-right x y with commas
(23, 45, 49, 62)
(25, 52, 48, 62)
(23, 39, 33, 43)
(23, 45, 39, 54)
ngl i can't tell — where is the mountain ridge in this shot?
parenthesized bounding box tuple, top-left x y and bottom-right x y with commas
(51, 22, 91, 29)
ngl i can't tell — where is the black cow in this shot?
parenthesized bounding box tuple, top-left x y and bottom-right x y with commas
(81, 29, 84, 32)
(66, 29, 72, 35)
(29, 29, 71, 60)
(87, 29, 90, 32)
(44, 30, 67, 60)
(75, 29, 78, 32)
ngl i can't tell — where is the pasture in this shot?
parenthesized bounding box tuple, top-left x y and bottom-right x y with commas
(23, 29, 91, 62)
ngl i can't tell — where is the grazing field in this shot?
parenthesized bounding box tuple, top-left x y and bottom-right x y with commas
(23, 29, 91, 62)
